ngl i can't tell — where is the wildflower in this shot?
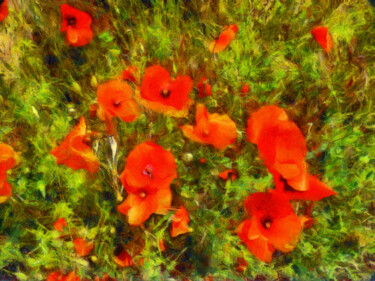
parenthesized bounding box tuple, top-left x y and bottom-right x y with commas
(73, 237, 94, 256)
(170, 206, 192, 237)
(53, 218, 67, 232)
(60, 4, 93, 47)
(197, 77, 212, 98)
(50, 117, 100, 174)
(122, 66, 139, 83)
(181, 104, 237, 150)
(237, 192, 302, 262)
(0, 143, 17, 176)
(46, 271, 80, 281)
(120, 142, 177, 192)
(0, 176, 11, 204)
(311, 26, 333, 53)
(240, 84, 249, 94)
(209, 24, 238, 53)
(97, 80, 140, 122)
(138, 65, 194, 117)
(274, 174, 336, 201)
(0, 0, 8, 22)
(158, 239, 166, 252)
(114, 249, 135, 267)
(218, 169, 237, 181)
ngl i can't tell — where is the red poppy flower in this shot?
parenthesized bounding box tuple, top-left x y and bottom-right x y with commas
(51, 117, 99, 174)
(118, 186, 172, 226)
(197, 77, 212, 98)
(122, 66, 139, 83)
(209, 24, 238, 53)
(94, 273, 115, 281)
(218, 169, 237, 181)
(47, 271, 80, 281)
(97, 80, 140, 122)
(237, 192, 302, 262)
(311, 26, 333, 53)
(53, 218, 67, 232)
(181, 104, 237, 150)
(114, 249, 135, 267)
(240, 84, 249, 94)
(170, 206, 191, 237)
(0, 176, 12, 204)
(73, 238, 94, 256)
(0, 0, 8, 22)
(0, 143, 17, 176)
(60, 4, 93, 47)
(158, 239, 166, 252)
(274, 174, 336, 201)
(138, 65, 194, 117)
(120, 142, 177, 192)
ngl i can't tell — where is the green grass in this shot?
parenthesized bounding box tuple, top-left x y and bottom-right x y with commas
(1, 0, 375, 280)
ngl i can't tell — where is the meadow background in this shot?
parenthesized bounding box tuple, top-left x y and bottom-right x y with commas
(1, 0, 375, 280)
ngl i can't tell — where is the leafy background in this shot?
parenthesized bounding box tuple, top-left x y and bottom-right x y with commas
(0, 0, 375, 280)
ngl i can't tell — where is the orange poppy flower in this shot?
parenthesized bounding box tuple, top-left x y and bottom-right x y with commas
(97, 80, 140, 122)
(114, 249, 135, 267)
(181, 104, 237, 150)
(170, 206, 191, 237)
(274, 174, 336, 201)
(218, 169, 237, 181)
(197, 77, 212, 98)
(60, 4, 93, 47)
(0, 176, 12, 204)
(311, 26, 333, 53)
(0, 0, 8, 22)
(138, 65, 194, 117)
(237, 192, 302, 262)
(122, 66, 139, 83)
(47, 271, 80, 281)
(73, 237, 94, 256)
(158, 239, 166, 252)
(53, 218, 67, 232)
(120, 142, 177, 192)
(118, 186, 172, 226)
(51, 117, 100, 174)
(209, 24, 238, 53)
(0, 143, 17, 176)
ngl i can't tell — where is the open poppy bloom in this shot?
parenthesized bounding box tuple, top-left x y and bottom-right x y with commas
(73, 237, 94, 256)
(53, 218, 67, 232)
(120, 142, 177, 192)
(138, 65, 194, 117)
(50, 117, 100, 174)
(237, 192, 302, 262)
(122, 66, 139, 83)
(118, 186, 172, 226)
(170, 206, 192, 237)
(97, 80, 140, 122)
(0, 143, 17, 176)
(274, 174, 336, 201)
(47, 271, 80, 281)
(197, 77, 212, 98)
(209, 24, 238, 53)
(0, 176, 12, 204)
(0, 0, 8, 22)
(181, 104, 237, 150)
(114, 249, 135, 267)
(60, 4, 93, 47)
(311, 26, 333, 53)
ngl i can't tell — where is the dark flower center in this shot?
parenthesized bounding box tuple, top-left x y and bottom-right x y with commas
(113, 100, 121, 107)
(0, 0, 4, 5)
(67, 17, 77, 26)
(160, 89, 171, 98)
(261, 217, 273, 229)
(142, 164, 154, 179)
(280, 177, 301, 193)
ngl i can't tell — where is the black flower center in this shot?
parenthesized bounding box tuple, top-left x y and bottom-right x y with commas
(160, 89, 171, 98)
(113, 100, 121, 108)
(261, 217, 273, 229)
(0, 0, 5, 5)
(67, 17, 77, 26)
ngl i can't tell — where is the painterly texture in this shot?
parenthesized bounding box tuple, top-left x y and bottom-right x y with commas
(0, 0, 375, 280)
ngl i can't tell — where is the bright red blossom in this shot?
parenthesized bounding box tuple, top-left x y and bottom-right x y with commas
(114, 249, 135, 267)
(46, 271, 80, 281)
(209, 24, 238, 53)
(181, 104, 237, 150)
(237, 192, 302, 262)
(53, 218, 67, 232)
(197, 77, 212, 98)
(170, 206, 191, 237)
(311, 26, 333, 53)
(0, 176, 12, 204)
(51, 117, 100, 174)
(60, 4, 93, 47)
(240, 84, 249, 94)
(73, 238, 94, 256)
(0, 0, 8, 22)
(139, 65, 194, 117)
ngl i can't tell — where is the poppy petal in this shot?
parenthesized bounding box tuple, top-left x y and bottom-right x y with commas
(209, 24, 238, 53)
(311, 26, 333, 53)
